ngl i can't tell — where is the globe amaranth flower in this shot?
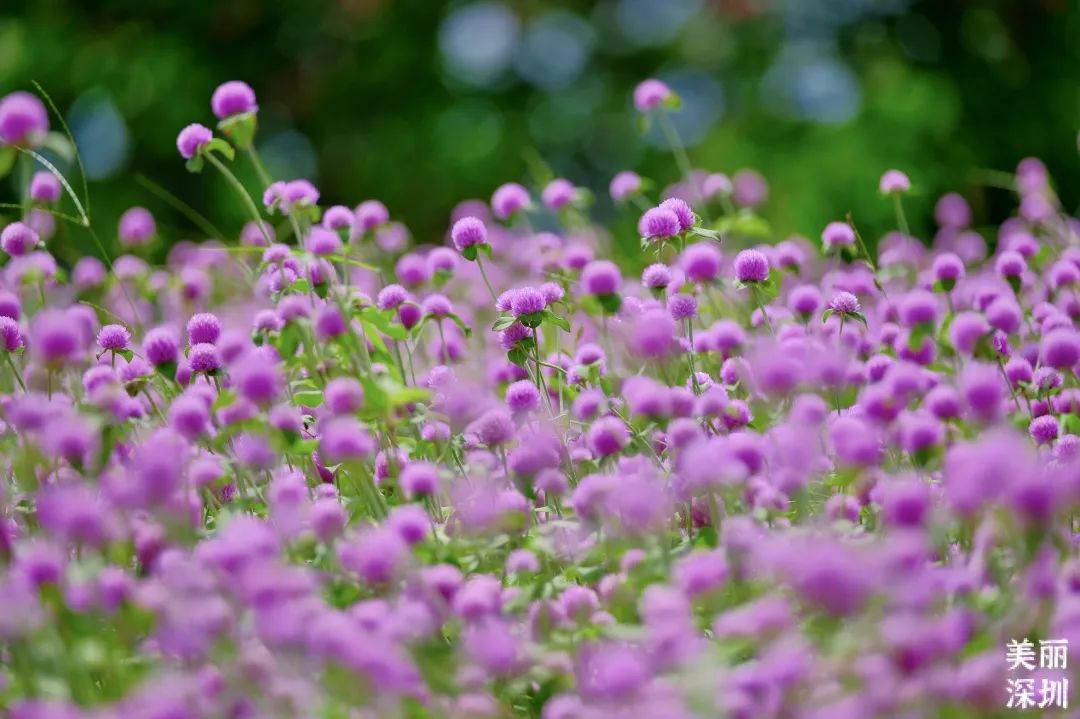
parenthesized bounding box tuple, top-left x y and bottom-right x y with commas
(659, 197, 694, 232)
(638, 207, 680, 240)
(0, 316, 22, 352)
(354, 200, 390, 234)
(667, 293, 697, 321)
(211, 80, 258, 119)
(681, 243, 721, 283)
(642, 263, 672, 291)
(176, 123, 213, 159)
(1041, 329, 1080, 370)
(28, 172, 61, 204)
(505, 380, 541, 414)
(609, 171, 641, 202)
(187, 343, 221, 374)
(541, 179, 576, 210)
(319, 417, 376, 464)
(186, 313, 222, 346)
(324, 377, 365, 415)
(491, 182, 530, 220)
(400, 461, 440, 498)
(935, 192, 972, 228)
(118, 207, 156, 247)
(1, 221, 39, 256)
(587, 416, 629, 458)
(30, 309, 82, 366)
(734, 250, 769, 283)
(143, 327, 179, 367)
(451, 216, 487, 253)
(510, 287, 546, 319)
(879, 169, 911, 194)
(581, 260, 622, 296)
(633, 79, 672, 112)
(96, 324, 131, 352)
(789, 285, 822, 318)
(827, 291, 861, 315)
(821, 221, 855, 251)
(1030, 415, 1059, 446)
(0, 91, 48, 145)
(931, 252, 965, 287)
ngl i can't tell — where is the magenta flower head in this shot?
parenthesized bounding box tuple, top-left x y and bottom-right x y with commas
(505, 379, 541, 414)
(587, 416, 629, 458)
(898, 289, 939, 328)
(319, 416, 375, 463)
(118, 207, 156, 247)
(659, 197, 694, 232)
(401, 461, 440, 498)
(491, 182, 531, 220)
(609, 171, 642, 202)
(541, 179, 576, 210)
(642, 263, 672, 291)
(638, 207, 680, 240)
(734, 250, 769, 283)
(1041, 329, 1080, 370)
(187, 313, 222, 346)
(630, 309, 675, 359)
(30, 309, 81, 366)
(827, 291, 860, 316)
(510, 286, 546, 320)
(28, 172, 61, 204)
(324, 377, 365, 415)
(306, 227, 342, 257)
(1, 222, 39, 256)
(1030, 415, 1059, 446)
(935, 192, 972, 229)
(96, 324, 130, 352)
(231, 351, 282, 406)
(143, 327, 179, 367)
(995, 250, 1027, 285)
(187, 343, 220, 374)
(789, 285, 822, 318)
(176, 123, 213, 159)
(451, 216, 488, 257)
(821, 221, 855, 251)
(667, 293, 697, 321)
(354, 200, 390, 234)
(581, 260, 622, 299)
(211, 80, 258, 119)
(0, 91, 48, 145)
(878, 169, 911, 194)
(682, 243, 721, 283)
(931, 252, 965, 288)
(0, 316, 22, 352)
(314, 304, 347, 341)
(633, 78, 673, 112)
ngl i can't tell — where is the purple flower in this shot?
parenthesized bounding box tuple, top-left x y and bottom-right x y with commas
(186, 313, 221, 346)
(642, 263, 672, 290)
(491, 182, 530, 220)
(0, 91, 48, 145)
(879, 169, 911, 194)
(681, 243, 721, 283)
(28, 172, 60, 204)
(0, 316, 22, 351)
(96, 324, 130, 351)
(143, 327, 179, 366)
(510, 287, 545, 317)
(1030, 415, 1059, 445)
(587, 416, 629, 458)
(581, 260, 622, 296)
(400, 462, 440, 498)
(638, 207, 680, 240)
(211, 80, 258, 119)
(734, 250, 769, 283)
(319, 417, 376, 463)
(633, 78, 672, 112)
(451, 216, 487, 253)
(1, 222, 38, 256)
(659, 197, 694, 232)
(324, 377, 365, 414)
(828, 291, 860, 315)
(822, 221, 855, 251)
(505, 380, 541, 413)
(118, 207, 156, 247)
(315, 304, 348, 342)
(541, 179, 576, 210)
(667, 293, 697, 321)
(30, 310, 81, 366)
(609, 171, 642, 201)
(1041, 329, 1080, 370)
(187, 343, 220, 374)
(176, 123, 213, 159)
(355, 200, 390, 233)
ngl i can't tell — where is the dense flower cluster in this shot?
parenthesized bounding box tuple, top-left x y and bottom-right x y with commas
(0, 78, 1079, 719)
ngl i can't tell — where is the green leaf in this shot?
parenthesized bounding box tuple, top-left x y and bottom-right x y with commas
(275, 323, 302, 358)
(294, 390, 324, 407)
(446, 312, 473, 337)
(461, 245, 477, 261)
(390, 386, 431, 407)
(491, 314, 519, 332)
(756, 274, 780, 302)
(543, 309, 571, 332)
(217, 112, 257, 149)
(359, 307, 408, 341)
(330, 255, 379, 272)
(205, 137, 236, 161)
(290, 277, 310, 294)
(185, 155, 205, 173)
(821, 308, 835, 323)
(0, 145, 16, 180)
(689, 227, 723, 241)
(850, 312, 868, 327)
(507, 346, 530, 368)
(212, 390, 237, 411)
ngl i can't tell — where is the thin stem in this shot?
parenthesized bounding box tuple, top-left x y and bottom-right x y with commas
(5, 354, 27, 392)
(750, 286, 774, 337)
(475, 256, 499, 304)
(205, 153, 273, 246)
(892, 194, 911, 240)
(246, 146, 273, 189)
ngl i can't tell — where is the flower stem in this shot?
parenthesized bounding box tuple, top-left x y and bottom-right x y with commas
(476, 255, 498, 304)
(205, 153, 273, 246)
(5, 354, 27, 392)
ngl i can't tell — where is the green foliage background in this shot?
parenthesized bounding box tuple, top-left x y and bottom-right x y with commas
(0, 0, 1078, 264)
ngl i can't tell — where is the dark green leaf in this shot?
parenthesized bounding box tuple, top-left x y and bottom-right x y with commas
(206, 137, 236, 161)
(543, 309, 571, 332)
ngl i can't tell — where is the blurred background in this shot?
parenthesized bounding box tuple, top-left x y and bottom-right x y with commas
(1, 0, 1078, 263)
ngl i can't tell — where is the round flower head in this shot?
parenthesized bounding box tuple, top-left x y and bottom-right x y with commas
(0, 316, 22, 352)
(511, 287, 545, 317)
(931, 252, 965, 285)
(828, 291, 860, 316)
(1041, 329, 1080, 370)
(949, 312, 989, 355)
(1030, 415, 1059, 446)
(659, 197, 694, 232)
(319, 417, 376, 464)
(168, 393, 210, 440)
(451, 216, 487, 253)
(354, 200, 390, 234)
(143, 327, 179, 367)
(506, 380, 541, 413)
(734, 250, 769, 283)
(581, 260, 622, 296)
(821, 221, 855, 251)
(322, 205, 355, 233)
(898, 290, 939, 327)
(609, 171, 641, 201)
(241, 220, 275, 246)
(879, 169, 911, 194)
(376, 284, 410, 311)
(667, 293, 697, 321)
(306, 227, 342, 257)
(935, 192, 971, 228)
(187, 313, 221, 346)
(789, 285, 822, 317)
(118, 207, 156, 247)
(96, 324, 130, 351)
(176, 123, 213, 159)
(642, 263, 671, 290)
(681, 243, 721, 283)
(30, 309, 81, 366)
(0, 91, 48, 145)
(995, 250, 1027, 279)
(421, 294, 453, 318)
(630, 309, 675, 359)
(231, 351, 282, 406)
(638, 207, 680, 240)
(324, 377, 364, 415)
(541, 179, 576, 210)
(400, 462, 440, 498)
(1, 221, 39, 256)
(0, 290, 20, 320)
(469, 408, 516, 446)
(587, 416, 629, 458)
(187, 343, 220, 374)
(28, 172, 61, 204)
(491, 182, 530, 220)
(211, 80, 258, 119)
(633, 78, 672, 112)
(314, 304, 347, 341)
